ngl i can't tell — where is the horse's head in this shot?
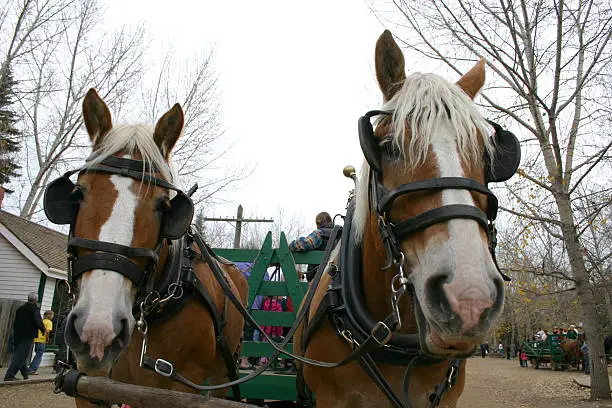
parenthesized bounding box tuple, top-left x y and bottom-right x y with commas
(51, 89, 187, 372)
(355, 31, 514, 357)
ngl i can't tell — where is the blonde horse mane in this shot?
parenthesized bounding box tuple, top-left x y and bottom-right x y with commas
(353, 72, 493, 242)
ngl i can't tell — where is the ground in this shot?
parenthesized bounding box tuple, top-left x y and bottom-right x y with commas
(0, 357, 610, 407)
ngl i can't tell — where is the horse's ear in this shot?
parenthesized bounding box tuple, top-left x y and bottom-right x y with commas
(456, 59, 486, 99)
(375, 30, 406, 102)
(83, 88, 112, 146)
(153, 103, 184, 158)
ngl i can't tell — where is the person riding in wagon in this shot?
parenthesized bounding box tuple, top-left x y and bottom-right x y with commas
(566, 324, 579, 340)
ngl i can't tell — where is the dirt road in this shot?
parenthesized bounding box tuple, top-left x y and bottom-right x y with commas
(0, 357, 610, 407)
(459, 356, 611, 408)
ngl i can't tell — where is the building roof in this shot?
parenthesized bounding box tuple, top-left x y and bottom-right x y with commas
(0, 210, 67, 272)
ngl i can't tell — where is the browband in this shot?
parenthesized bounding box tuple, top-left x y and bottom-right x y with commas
(377, 177, 498, 220)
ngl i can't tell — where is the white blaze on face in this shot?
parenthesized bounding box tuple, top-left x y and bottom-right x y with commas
(78, 174, 137, 360)
(415, 118, 496, 333)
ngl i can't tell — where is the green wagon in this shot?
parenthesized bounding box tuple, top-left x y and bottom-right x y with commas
(213, 231, 324, 403)
(523, 334, 565, 370)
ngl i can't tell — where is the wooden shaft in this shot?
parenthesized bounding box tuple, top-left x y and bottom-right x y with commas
(74, 375, 257, 408)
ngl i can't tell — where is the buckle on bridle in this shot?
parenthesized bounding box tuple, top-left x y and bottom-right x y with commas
(371, 321, 392, 346)
(340, 329, 359, 348)
(154, 359, 174, 377)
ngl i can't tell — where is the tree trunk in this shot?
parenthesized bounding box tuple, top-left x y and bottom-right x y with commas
(557, 193, 611, 399)
(20, 168, 45, 219)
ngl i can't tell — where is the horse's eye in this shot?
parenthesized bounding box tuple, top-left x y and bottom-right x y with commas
(381, 139, 402, 160)
(70, 186, 84, 203)
(157, 197, 171, 212)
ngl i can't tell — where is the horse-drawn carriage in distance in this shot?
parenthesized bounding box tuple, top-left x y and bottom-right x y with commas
(523, 333, 584, 371)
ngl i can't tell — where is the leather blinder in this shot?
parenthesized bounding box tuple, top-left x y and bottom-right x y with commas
(359, 113, 383, 173)
(485, 121, 521, 183)
(44, 176, 78, 225)
(161, 192, 194, 240)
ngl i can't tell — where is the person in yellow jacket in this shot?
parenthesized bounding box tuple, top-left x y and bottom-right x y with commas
(28, 310, 54, 375)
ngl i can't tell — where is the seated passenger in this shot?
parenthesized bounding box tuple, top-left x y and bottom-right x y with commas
(289, 212, 334, 282)
(566, 324, 579, 339)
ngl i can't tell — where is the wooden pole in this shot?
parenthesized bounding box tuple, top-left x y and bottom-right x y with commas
(233, 204, 243, 249)
(72, 375, 257, 408)
(201, 204, 273, 249)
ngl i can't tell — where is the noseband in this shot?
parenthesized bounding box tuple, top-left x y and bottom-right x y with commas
(44, 155, 194, 296)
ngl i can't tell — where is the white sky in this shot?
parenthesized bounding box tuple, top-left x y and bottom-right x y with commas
(103, 0, 388, 230)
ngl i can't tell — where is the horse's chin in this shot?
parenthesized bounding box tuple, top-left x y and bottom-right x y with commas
(75, 351, 121, 375)
(414, 302, 480, 359)
(423, 328, 478, 358)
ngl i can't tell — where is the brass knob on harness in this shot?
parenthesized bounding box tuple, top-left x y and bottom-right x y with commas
(343, 165, 357, 192)
(343, 165, 356, 180)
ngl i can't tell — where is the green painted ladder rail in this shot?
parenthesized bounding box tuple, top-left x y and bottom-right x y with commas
(213, 231, 324, 402)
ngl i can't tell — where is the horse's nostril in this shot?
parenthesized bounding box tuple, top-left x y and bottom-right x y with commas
(425, 273, 454, 320)
(115, 318, 130, 348)
(491, 275, 504, 311)
(64, 312, 84, 350)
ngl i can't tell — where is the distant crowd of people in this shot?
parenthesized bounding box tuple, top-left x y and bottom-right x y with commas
(533, 324, 579, 341)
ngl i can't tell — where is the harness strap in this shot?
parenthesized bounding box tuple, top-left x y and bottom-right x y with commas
(428, 359, 463, 407)
(68, 237, 159, 261)
(72, 253, 146, 287)
(188, 264, 241, 399)
(300, 225, 342, 345)
(196, 230, 398, 368)
(138, 229, 404, 393)
(377, 177, 498, 219)
(359, 354, 404, 408)
(392, 204, 489, 240)
(84, 163, 178, 192)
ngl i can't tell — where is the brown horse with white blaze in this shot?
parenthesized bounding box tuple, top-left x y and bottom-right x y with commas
(295, 31, 509, 408)
(56, 89, 248, 407)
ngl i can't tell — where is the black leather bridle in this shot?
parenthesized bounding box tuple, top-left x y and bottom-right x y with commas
(359, 110, 514, 280)
(44, 155, 194, 299)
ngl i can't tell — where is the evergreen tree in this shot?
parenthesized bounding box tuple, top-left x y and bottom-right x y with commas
(0, 68, 21, 192)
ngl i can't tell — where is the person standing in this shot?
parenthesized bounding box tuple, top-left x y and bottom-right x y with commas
(289, 212, 334, 282)
(581, 338, 590, 375)
(4, 293, 46, 381)
(28, 310, 54, 375)
(520, 348, 528, 367)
